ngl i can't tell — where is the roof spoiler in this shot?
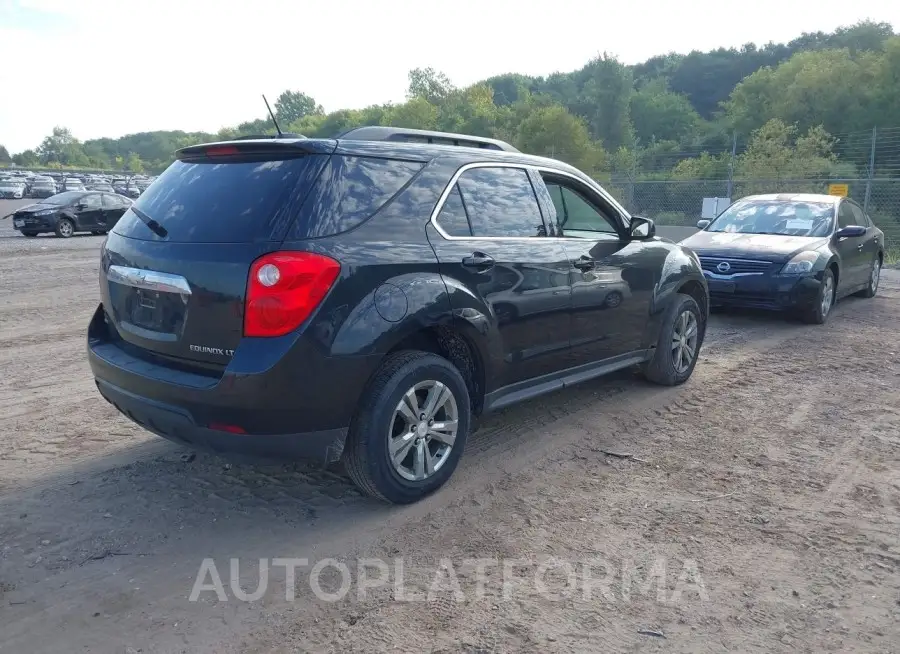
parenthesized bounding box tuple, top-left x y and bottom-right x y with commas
(337, 126, 520, 153)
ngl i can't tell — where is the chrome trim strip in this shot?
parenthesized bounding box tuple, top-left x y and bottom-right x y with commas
(429, 161, 630, 241)
(698, 257, 772, 266)
(703, 271, 764, 279)
(108, 265, 192, 295)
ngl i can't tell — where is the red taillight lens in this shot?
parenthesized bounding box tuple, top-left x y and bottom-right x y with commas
(244, 252, 340, 337)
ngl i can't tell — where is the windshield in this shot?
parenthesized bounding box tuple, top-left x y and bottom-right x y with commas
(707, 199, 834, 237)
(41, 191, 83, 205)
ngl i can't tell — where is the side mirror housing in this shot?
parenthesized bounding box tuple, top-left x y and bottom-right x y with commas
(630, 215, 656, 240)
(696, 219, 711, 230)
(834, 225, 866, 239)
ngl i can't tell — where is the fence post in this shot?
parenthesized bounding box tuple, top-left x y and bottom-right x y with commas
(864, 126, 876, 214)
(726, 132, 737, 200)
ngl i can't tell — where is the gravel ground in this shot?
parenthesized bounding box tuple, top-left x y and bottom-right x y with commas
(0, 198, 898, 653)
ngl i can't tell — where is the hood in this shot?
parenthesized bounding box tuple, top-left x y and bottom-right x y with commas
(15, 202, 60, 214)
(679, 230, 828, 262)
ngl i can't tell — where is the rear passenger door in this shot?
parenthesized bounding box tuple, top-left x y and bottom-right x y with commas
(101, 193, 128, 229)
(74, 192, 104, 231)
(835, 201, 866, 290)
(428, 164, 573, 388)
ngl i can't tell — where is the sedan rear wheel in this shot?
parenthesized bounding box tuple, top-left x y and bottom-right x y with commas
(856, 257, 881, 298)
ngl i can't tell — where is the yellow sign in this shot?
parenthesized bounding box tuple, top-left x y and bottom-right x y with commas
(828, 183, 849, 197)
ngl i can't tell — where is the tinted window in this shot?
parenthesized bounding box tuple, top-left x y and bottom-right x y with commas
(435, 185, 472, 237)
(102, 194, 123, 209)
(114, 156, 329, 242)
(80, 193, 101, 209)
(457, 167, 544, 237)
(288, 156, 424, 240)
(837, 202, 856, 228)
(848, 203, 869, 227)
(545, 181, 617, 234)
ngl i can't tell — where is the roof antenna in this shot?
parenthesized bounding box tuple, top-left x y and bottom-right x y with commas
(262, 94, 283, 137)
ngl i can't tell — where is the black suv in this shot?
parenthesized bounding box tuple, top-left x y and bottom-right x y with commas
(87, 127, 709, 503)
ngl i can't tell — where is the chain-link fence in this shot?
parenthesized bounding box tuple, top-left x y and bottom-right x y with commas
(603, 177, 900, 258)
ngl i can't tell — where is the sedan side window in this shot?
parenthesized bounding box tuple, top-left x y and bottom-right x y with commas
(848, 203, 869, 227)
(101, 194, 120, 209)
(837, 202, 856, 228)
(542, 176, 619, 236)
(80, 194, 102, 209)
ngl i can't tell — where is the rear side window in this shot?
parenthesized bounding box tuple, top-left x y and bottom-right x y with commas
(287, 156, 423, 239)
(456, 167, 544, 238)
(435, 185, 472, 237)
(113, 156, 328, 242)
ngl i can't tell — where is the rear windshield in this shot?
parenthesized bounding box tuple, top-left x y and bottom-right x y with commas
(112, 156, 330, 242)
(113, 153, 424, 243)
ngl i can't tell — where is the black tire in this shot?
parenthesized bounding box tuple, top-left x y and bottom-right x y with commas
(55, 218, 75, 238)
(604, 291, 624, 308)
(642, 293, 704, 386)
(21, 231, 38, 238)
(343, 351, 471, 504)
(801, 268, 835, 324)
(855, 256, 881, 298)
(91, 230, 107, 236)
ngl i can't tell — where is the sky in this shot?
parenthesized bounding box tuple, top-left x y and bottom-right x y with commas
(0, 0, 898, 154)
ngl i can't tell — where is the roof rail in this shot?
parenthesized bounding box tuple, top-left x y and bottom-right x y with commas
(337, 126, 520, 153)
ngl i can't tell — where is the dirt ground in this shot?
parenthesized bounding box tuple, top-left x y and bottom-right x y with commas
(0, 199, 898, 653)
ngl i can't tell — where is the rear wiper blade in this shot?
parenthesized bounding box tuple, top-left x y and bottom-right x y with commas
(130, 205, 168, 238)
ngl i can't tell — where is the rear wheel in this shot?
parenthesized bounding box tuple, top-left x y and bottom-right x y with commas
(643, 293, 704, 386)
(55, 218, 75, 238)
(856, 256, 881, 298)
(802, 268, 835, 324)
(343, 351, 471, 504)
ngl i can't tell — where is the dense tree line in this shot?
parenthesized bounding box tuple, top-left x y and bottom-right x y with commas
(3, 21, 898, 181)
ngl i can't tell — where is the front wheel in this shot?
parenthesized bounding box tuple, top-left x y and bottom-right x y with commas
(643, 293, 704, 386)
(343, 351, 471, 504)
(802, 268, 835, 324)
(55, 218, 75, 238)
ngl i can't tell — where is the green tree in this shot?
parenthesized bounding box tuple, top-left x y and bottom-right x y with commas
(407, 67, 454, 104)
(12, 149, 40, 167)
(513, 104, 606, 175)
(630, 79, 701, 143)
(124, 152, 144, 173)
(735, 119, 839, 180)
(274, 90, 323, 125)
(571, 54, 634, 149)
(0, 145, 10, 164)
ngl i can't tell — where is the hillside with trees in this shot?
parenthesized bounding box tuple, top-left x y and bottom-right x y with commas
(4, 20, 898, 185)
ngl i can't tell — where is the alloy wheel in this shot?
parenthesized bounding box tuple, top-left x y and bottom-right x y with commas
(671, 310, 699, 374)
(58, 221, 73, 237)
(388, 380, 459, 482)
(871, 260, 881, 294)
(821, 275, 834, 316)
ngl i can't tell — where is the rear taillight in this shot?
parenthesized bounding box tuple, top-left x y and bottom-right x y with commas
(244, 252, 340, 338)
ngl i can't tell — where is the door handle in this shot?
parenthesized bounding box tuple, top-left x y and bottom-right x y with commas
(573, 256, 595, 271)
(462, 252, 495, 270)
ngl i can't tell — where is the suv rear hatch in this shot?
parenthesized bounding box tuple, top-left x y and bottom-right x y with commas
(99, 138, 427, 372)
(99, 139, 336, 370)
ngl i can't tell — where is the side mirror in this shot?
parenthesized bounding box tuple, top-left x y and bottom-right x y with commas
(834, 225, 866, 239)
(696, 219, 711, 230)
(630, 215, 656, 240)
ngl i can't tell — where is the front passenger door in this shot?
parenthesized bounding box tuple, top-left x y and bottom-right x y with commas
(427, 165, 573, 388)
(538, 173, 655, 365)
(74, 193, 104, 231)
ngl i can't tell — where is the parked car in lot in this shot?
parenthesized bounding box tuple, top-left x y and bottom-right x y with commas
(0, 178, 26, 199)
(9, 190, 132, 237)
(28, 177, 58, 198)
(62, 177, 86, 192)
(88, 182, 115, 193)
(680, 193, 883, 323)
(87, 127, 709, 503)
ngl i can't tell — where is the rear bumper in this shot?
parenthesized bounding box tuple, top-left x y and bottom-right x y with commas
(95, 379, 347, 463)
(87, 304, 381, 464)
(706, 273, 821, 310)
